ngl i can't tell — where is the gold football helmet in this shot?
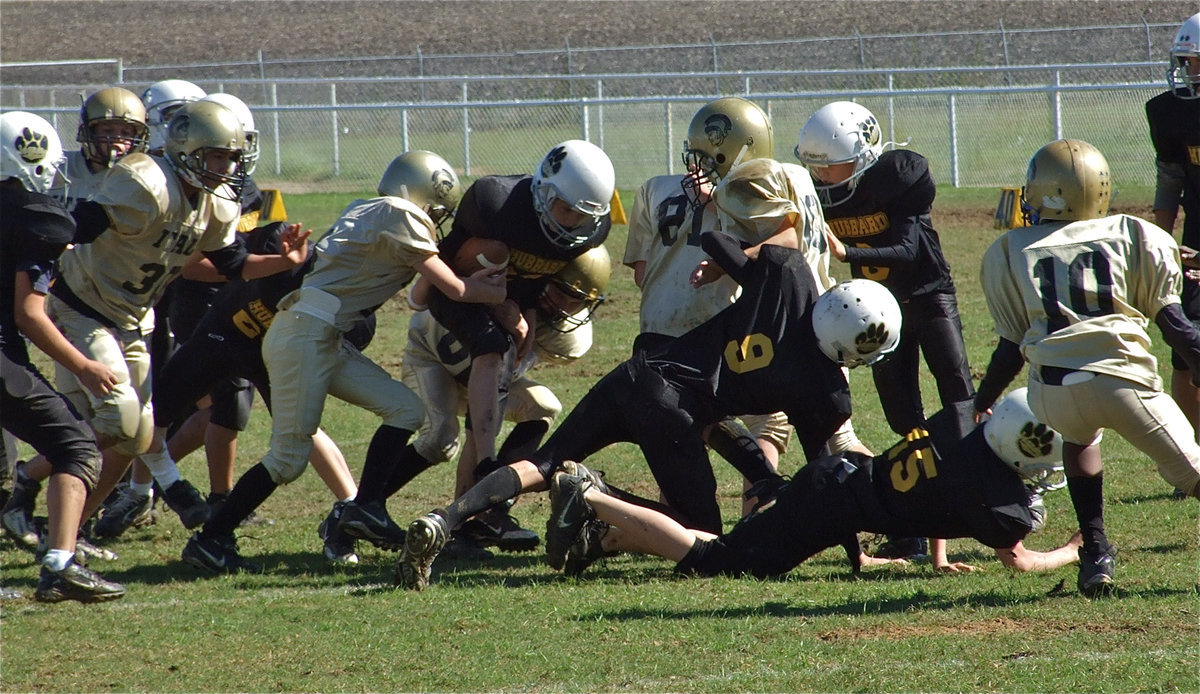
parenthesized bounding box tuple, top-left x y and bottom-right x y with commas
(77, 87, 149, 168)
(1022, 139, 1111, 224)
(681, 97, 773, 208)
(163, 100, 246, 201)
(542, 244, 611, 332)
(377, 150, 461, 234)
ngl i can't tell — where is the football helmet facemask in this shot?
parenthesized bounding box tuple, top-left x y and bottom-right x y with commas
(812, 279, 902, 368)
(531, 139, 614, 251)
(141, 79, 206, 151)
(541, 244, 611, 332)
(795, 101, 884, 207)
(200, 94, 259, 175)
(681, 97, 773, 209)
(77, 87, 149, 169)
(163, 100, 246, 201)
(1021, 139, 1111, 224)
(984, 388, 1066, 493)
(377, 150, 461, 235)
(1167, 13, 1200, 99)
(1, 110, 67, 196)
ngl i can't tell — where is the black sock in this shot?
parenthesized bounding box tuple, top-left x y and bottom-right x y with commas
(202, 463, 277, 537)
(443, 466, 523, 529)
(379, 445, 436, 500)
(497, 420, 549, 464)
(354, 426, 414, 504)
(707, 418, 776, 483)
(1066, 473, 1107, 555)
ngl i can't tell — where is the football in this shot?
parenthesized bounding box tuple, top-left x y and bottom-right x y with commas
(452, 237, 510, 274)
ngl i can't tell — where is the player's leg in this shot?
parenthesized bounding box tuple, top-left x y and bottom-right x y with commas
(917, 291, 977, 440)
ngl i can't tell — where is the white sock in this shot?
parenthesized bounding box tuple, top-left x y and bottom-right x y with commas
(129, 480, 154, 497)
(43, 549, 74, 571)
(141, 449, 182, 489)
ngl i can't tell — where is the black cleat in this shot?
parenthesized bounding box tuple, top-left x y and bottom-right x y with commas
(1078, 545, 1116, 597)
(458, 509, 540, 552)
(162, 479, 212, 529)
(182, 532, 262, 575)
(34, 559, 125, 603)
(545, 463, 596, 571)
(2, 464, 42, 549)
(563, 518, 614, 578)
(93, 485, 154, 538)
(318, 502, 359, 565)
(338, 500, 406, 549)
(394, 512, 448, 590)
(874, 536, 929, 560)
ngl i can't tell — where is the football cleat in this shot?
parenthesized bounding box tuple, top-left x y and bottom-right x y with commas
(34, 559, 125, 603)
(162, 479, 212, 529)
(1, 464, 42, 549)
(1078, 545, 1116, 598)
(318, 502, 359, 565)
(545, 465, 596, 571)
(338, 499, 407, 549)
(92, 486, 154, 538)
(458, 509, 540, 552)
(394, 512, 448, 591)
(441, 536, 496, 561)
(873, 535, 929, 560)
(182, 532, 262, 575)
(563, 519, 615, 578)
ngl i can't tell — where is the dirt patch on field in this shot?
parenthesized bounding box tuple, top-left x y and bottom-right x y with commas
(817, 615, 1189, 641)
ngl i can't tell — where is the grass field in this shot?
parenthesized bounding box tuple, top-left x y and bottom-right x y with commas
(2, 185, 1197, 693)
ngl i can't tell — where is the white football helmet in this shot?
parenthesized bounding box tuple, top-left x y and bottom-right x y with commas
(795, 101, 884, 207)
(141, 79, 206, 151)
(812, 279, 901, 368)
(200, 94, 258, 175)
(1167, 13, 1200, 98)
(1, 111, 66, 195)
(163, 100, 246, 201)
(531, 139, 615, 250)
(984, 388, 1066, 493)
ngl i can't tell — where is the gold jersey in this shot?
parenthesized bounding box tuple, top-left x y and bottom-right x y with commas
(981, 214, 1182, 390)
(295, 196, 439, 330)
(55, 152, 239, 331)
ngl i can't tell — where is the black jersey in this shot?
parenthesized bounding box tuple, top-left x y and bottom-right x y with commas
(439, 175, 610, 307)
(820, 149, 955, 300)
(0, 187, 75, 361)
(856, 425, 1033, 548)
(1146, 91, 1200, 247)
(650, 232, 852, 457)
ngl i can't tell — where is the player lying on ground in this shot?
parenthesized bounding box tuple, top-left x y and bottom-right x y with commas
(543, 390, 1082, 581)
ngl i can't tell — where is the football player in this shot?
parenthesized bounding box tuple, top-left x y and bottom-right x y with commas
(1146, 13, 1200, 442)
(181, 150, 506, 574)
(0, 111, 125, 602)
(796, 102, 976, 440)
(418, 140, 614, 503)
(61, 87, 150, 203)
(36, 100, 308, 544)
(141, 79, 206, 154)
(393, 224, 901, 591)
(364, 245, 612, 555)
(627, 97, 869, 516)
(543, 391, 1082, 581)
(975, 139, 1200, 597)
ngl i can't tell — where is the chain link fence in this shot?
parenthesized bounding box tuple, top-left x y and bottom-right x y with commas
(1, 23, 1177, 192)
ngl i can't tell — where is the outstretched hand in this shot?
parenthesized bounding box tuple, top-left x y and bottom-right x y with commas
(278, 223, 312, 266)
(934, 560, 982, 573)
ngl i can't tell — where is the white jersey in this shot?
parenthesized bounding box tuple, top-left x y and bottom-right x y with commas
(55, 152, 239, 331)
(981, 214, 1182, 390)
(623, 174, 742, 337)
(292, 196, 440, 331)
(60, 150, 109, 208)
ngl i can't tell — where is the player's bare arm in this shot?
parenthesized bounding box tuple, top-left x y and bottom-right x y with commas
(13, 272, 119, 397)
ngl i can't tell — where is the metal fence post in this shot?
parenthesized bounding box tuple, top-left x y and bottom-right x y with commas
(462, 82, 471, 176)
(581, 97, 590, 142)
(271, 83, 281, 176)
(596, 81, 604, 149)
(947, 94, 959, 187)
(331, 83, 339, 177)
(665, 101, 674, 176)
(1052, 70, 1063, 140)
(401, 109, 409, 152)
(887, 73, 895, 143)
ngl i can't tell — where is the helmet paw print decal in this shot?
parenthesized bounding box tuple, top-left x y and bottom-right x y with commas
(1017, 421, 1056, 458)
(855, 322, 889, 355)
(15, 127, 49, 163)
(541, 145, 567, 176)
